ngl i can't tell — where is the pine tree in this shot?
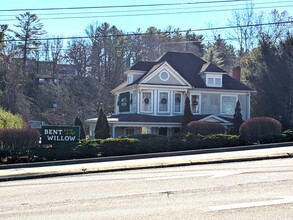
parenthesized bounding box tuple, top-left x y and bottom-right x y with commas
(94, 108, 110, 139)
(232, 100, 243, 135)
(74, 117, 86, 139)
(181, 96, 193, 132)
(12, 12, 46, 73)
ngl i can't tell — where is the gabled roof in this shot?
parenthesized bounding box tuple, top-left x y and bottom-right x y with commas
(200, 62, 226, 73)
(122, 51, 253, 91)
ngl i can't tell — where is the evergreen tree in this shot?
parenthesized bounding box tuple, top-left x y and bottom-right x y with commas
(74, 117, 86, 139)
(94, 108, 110, 139)
(181, 96, 193, 132)
(11, 12, 46, 73)
(232, 100, 243, 134)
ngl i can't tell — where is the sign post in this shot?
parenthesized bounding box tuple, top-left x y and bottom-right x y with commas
(41, 126, 80, 144)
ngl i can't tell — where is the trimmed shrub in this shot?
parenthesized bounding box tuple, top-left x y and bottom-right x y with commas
(283, 129, 293, 141)
(239, 117, 282, 143)
(45, 143, 76, 160)
(74, 139, 101, 158)
(99, 138, 140, 156)
(136, 135, 169, 153)
(260, 133, 287, 144)
(199, 134, 240, 148)
(0, 128, 40, 157)
(185, 121, 225, 135)
(169, 132, 201, 151)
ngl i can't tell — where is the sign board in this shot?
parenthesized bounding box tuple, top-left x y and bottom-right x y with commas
(119, 92, 130, 112)
(41, 126, 80, 144)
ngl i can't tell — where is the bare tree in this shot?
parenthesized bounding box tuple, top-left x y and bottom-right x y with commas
(228, 3, 263, 55)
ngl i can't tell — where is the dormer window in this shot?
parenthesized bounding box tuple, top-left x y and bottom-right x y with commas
(206, 74, 222, 87)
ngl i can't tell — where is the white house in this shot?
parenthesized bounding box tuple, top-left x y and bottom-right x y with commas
(86, 51, 253, 138)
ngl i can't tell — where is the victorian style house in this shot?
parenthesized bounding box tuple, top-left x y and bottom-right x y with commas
(86, 51, 253, 138)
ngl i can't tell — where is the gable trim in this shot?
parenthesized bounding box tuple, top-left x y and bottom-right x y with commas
(199, 115, 232, 125)
(140, 62, 191, 87)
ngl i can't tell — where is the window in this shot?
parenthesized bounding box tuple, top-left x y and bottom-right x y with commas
(125, 128, 135, 136)
(221, 95, 237, 114)
(127, 75, 133, 84)
(191, 94, 200, 114)
(158, 92, 169, 113)
(174, 93, 182, 113)
(141, 91, 153, 112)
(159, 71, 170, 81)
(206, 75, 222, 87)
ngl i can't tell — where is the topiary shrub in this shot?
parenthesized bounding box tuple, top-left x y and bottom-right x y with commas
(185, 121, 225, 135)
(239, 117, 282, 143)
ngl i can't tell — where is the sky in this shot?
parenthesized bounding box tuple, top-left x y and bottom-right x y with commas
(1, 0, 293, 43)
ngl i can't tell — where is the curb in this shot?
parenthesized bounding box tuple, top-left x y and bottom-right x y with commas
(0, 152, 291, 182)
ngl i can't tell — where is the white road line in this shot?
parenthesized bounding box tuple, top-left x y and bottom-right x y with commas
(210, 196, 293, 211)
(146, 170, 245, 181)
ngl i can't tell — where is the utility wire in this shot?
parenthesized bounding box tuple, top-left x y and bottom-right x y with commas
(3, 20, 292, 43)
(3, 0, 288, 17)
(0, 0, 250, 12)
(1, 2, 292, 22)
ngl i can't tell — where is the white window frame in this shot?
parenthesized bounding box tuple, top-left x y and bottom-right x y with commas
(127, 74, 133, 84)
(158, 91, 170, 113)
(159, 70, 170, 81)
(221, 94, 237, 115)
(206, 74, 222, 87)
(190, 93, 201, 114)
(125, 128, 135, 136)
(141, 90, 153, 113)
(174, 92, 183, 114)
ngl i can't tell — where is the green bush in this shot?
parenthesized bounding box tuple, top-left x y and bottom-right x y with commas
(185, 121, 225, 135)
(239, 117, 282, 143)
(169, 133, 201, 151)
(259, 133, 287, 144)
(74, 139, 101, 158)
(0, 109, 24, 128)
(199, 134, 240, 148)
(283, 129, 293, 141)
(99, 138, 140, 156)
(136, 135, 169, 153)
(45, 143, 76, 160)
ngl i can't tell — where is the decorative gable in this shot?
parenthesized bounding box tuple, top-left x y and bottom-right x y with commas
(140, 62, 191, 87)
(199, 115, 232, 126)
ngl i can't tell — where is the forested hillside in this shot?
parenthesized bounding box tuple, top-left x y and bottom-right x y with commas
(0, 7, 293, 129)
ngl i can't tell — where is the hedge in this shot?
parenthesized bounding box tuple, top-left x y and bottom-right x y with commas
(185, 121, 225, 135)
(0, 128, 40, 157)
(239, 117, 282, 143)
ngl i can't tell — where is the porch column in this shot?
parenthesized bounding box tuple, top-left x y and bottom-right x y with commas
(112, 126, 116, 137)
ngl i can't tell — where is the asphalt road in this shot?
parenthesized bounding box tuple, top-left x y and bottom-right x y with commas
(1, 158, 293, 220)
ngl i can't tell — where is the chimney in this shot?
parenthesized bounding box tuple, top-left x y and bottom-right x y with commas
(232, 66, 241, 81)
